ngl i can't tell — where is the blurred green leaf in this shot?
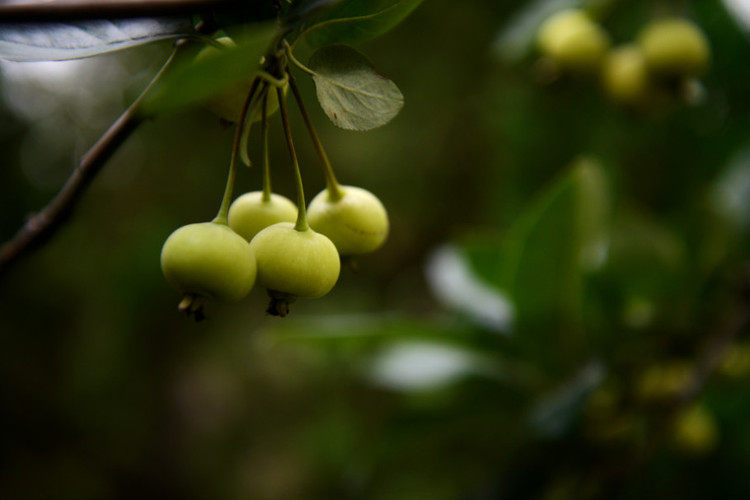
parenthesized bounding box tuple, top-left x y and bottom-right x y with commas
(487, 158, 609, 374)
(425, 244, 513, 333)
(141, 24, 277, 115)
(270, 313, 465, 348)
(711, 145, 750, 231)
(719, 0, 750, 38)
(0, 18, 194, 61)
(496, 157, 608, 327)
(308, 44, 404, 130)
(577, 156, 610, 271)
(368, 340, 490, 392)
(297, 0, 424, 49)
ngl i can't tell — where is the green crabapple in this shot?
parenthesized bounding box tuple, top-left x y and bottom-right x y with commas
(638, 18, 710, 78)
(249, 222, 340, 315)
(161, 222, 256, 312)
(601, 44, 652, 106)
(228, 191, 297, 242)
(307, 185, 389, 255)
(537, 9, 611, 72)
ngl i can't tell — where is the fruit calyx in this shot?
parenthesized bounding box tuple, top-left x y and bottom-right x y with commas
(265, 289, 297, 317)
(178, 293, 207, 321)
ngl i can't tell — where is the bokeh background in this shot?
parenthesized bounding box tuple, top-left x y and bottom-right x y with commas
(1, 0, 750, 498)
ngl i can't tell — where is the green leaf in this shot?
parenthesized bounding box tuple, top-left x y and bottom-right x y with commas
(141, 24, 277, 115)
(576, 156, 610, 271)
(0, 18, 195, 61)
(308, 44, 404, 130)
(494, 157, 609, 367)
(298, 0, 424, 49)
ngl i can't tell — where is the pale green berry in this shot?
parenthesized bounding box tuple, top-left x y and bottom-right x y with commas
(638, 18, 710, 77)
(537, 9, 611, 72)
(635, 361, 692, 403)
(672, 404, 718, 456)
(228, 191, 297, 242)
(601, 45, 652, 105)
(160, 222, 256, 303)
(250, 222, 340, 300)
(307, 185, 389, 255)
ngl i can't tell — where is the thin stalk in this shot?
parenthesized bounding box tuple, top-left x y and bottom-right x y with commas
(260, 92, 272, 202)
(256, 70, 289, 88)
(238, 80, 268, 168)
(284, 42, 317, 76)
(240, 74, 286, 167)
(277, 84, 308, 232)
(213, 77, 262, 224)
(287, 73, 344, 202)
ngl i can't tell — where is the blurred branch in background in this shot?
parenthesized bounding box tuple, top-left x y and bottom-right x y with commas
(678, 265, 750, 406)
(0, 45, 180, 276)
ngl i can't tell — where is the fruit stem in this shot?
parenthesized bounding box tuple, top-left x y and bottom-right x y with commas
(277, 83, 309, 232)
(213, 77, 262, 225)
(287, 72, 344, 202)
(284, 42, 317, 77)
(256, 70, 289, 88)
(260, 92, 272, 203)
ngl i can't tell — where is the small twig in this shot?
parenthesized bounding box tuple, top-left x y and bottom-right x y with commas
(678, 311, 750, 403)
(286, 71, 343, 201)
(0, 45, 181, 276)
(676, 266, 750, 405)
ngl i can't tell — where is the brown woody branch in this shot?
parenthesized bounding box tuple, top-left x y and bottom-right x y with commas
(0, 109, 143, 274)
(0, 45, 182, 276)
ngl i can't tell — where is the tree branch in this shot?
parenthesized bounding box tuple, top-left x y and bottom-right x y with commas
(677, 266, 750, 405)
(0, 45, 181, 276)
(0, 0, 243, 22)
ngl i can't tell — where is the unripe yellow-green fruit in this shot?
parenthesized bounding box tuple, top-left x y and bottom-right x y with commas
(161, 222, 256, 302)
(672, 404, 718, 456)
(307, 185, 389, 255)
(537, 9, 611, 72)
(601, 45, 652, 105)
(228, 191, 297, 242)
(195, 37, 285, 123)
(635, 361, 692, 403)
(638, 18, 710, 77)
(250, 222, 340, 300)
(718, 343, 750, 379)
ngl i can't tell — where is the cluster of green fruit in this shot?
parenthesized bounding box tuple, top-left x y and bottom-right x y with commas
(536, 9, 711, 108)
(160, 39, 389, 319)
(584, 361, 720, 456)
